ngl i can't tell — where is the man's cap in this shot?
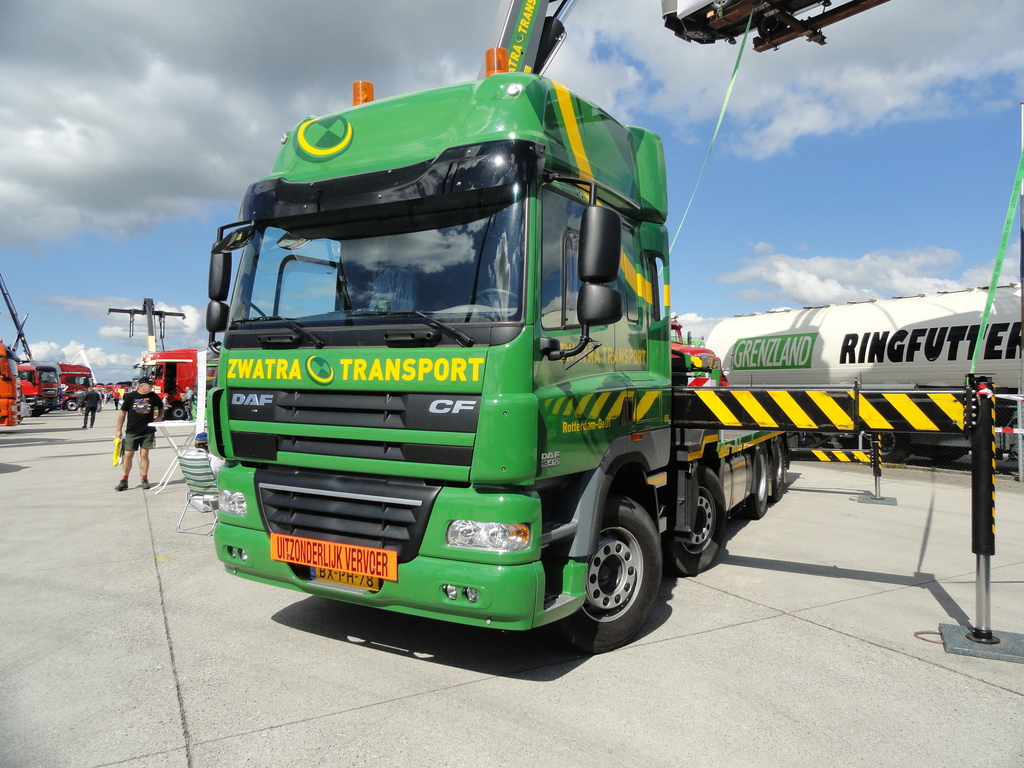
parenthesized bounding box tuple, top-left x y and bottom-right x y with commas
(137, 377, 153, 385)
(196, 432, 209, 442)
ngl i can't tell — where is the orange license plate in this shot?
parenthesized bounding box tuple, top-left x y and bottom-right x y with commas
(311, 567, 382, 593)
(270, 533, 397, 582)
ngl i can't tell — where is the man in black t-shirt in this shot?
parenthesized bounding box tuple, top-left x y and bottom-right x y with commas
(115, 377, 164, 491)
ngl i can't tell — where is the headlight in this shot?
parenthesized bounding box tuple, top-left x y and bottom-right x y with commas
(446, 520, 531, 552)
(219, 490, 247, 516)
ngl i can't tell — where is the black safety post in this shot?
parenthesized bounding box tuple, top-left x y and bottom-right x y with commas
(967, 376, 999, 645)
(870, 433, 883, 500)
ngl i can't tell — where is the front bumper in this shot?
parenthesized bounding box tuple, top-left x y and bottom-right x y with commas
(214, 522, 546, 631)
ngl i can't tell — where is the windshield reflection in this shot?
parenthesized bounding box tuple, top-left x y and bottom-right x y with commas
(230, 195, 524, 327)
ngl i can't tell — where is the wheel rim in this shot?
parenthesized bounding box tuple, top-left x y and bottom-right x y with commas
(680, 491, 714, 555)
(583, 526, 643, 622)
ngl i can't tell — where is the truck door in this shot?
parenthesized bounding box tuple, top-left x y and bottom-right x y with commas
(534, 184, 638, 477)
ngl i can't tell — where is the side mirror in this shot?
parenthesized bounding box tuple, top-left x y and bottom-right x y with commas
(577, 283, 622, 327)
(578, 205, 621, 283)
(209, 252, 231, 301)
(206, 301, 229, 334)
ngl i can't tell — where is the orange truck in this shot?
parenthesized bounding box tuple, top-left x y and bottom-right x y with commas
(1, 340, 25, 427)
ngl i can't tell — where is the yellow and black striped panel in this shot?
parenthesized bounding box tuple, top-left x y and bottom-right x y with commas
(856, 391, 964, 434)
(674, 388, 964, 435)
(807, 449, 871, 463)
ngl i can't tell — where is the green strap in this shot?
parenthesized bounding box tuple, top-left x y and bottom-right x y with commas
(970, 145, 1024, 376)
(670, 11, 754, 255)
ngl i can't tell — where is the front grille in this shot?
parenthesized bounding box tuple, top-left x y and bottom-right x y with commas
(230, 390, 479, 432)
(231, 431, 472, 466)
(229, 389, 479, 467)
(255, 467, 441, 561)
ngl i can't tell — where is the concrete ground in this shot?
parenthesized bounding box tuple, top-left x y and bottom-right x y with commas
(1, 408, 1022, 768)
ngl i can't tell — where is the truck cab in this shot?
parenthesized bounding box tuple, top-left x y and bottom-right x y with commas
(59, 364, 94, 411)
(17, 362, 60, 416)
(138, 349, 198, 420)
(1, 340, 25, 427)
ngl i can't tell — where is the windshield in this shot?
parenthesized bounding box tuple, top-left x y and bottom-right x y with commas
(229, 193, 525, 327)
(40, 371, 58, 384)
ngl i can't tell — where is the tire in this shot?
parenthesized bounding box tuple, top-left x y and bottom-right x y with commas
(664, 465, 727, 577)
(739, 446, 769, 520)
(769, 438, 787, 503)
(556, 494, 662, 654)
(64, 400, 79, 411)
(167, 404, 188, 420)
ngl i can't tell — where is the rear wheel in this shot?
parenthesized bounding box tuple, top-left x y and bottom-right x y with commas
(664, 465, 727, 576)
(167, 404, 188, 420)
(739, 446, 769, 520)
(556, 494, 662, 654)
(64, 399, 79, 411)
(769, 438, 787, 503)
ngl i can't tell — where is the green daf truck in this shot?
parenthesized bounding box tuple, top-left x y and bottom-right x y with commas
(204, 0, 788, 653)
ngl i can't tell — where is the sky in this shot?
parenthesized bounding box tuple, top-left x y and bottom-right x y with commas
(1, 0, 1023, 382)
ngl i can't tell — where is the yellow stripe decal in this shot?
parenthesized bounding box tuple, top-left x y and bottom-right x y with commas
(589, 391, 611, 419)
(552, 82, 594, 180)
(635, 391, 660, 421)
(607, 392, 627, 419)
(575, 393, 594, 417)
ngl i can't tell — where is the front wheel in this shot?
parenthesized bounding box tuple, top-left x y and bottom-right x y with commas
(64, 399, 79, 411)
(555, 494, 662, 654)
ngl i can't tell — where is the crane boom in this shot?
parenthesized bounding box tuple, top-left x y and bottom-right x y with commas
(0, 272, 32, 361)
(663, 0, 893, 52)
(481, 0, 579, 78)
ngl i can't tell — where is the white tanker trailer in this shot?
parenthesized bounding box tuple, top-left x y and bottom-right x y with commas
(706, 284, 1024, 462)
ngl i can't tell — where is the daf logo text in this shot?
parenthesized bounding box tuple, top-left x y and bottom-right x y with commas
(231, 393, 274, 407)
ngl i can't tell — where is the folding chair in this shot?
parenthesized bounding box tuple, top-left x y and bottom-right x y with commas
(175, 449, 219, 536)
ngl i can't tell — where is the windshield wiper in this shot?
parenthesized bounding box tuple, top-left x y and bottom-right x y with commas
(373, 310, 474, 347)
(410, 311, 475, 348)
(237, 315, 325, 349)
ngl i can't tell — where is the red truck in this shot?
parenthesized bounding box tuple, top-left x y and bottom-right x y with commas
(138, 348, 198, 420)
(671, 318, 727, 387)
(17, 361, 60, 416)
(58, 363, 95, 410)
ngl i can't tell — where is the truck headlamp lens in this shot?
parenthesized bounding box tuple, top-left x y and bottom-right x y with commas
(219, 490, 247, 516)
(446, 521, 531, 552)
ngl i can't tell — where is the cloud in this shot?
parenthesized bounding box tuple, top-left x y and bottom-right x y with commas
(4, 0, 1021, 251)
(555, 0, 1024, 158)
(718, 244, 983, 306)
(669, 310, 719, 343)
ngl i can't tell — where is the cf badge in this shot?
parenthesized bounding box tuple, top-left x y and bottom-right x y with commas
(428, 399, 477, 414)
